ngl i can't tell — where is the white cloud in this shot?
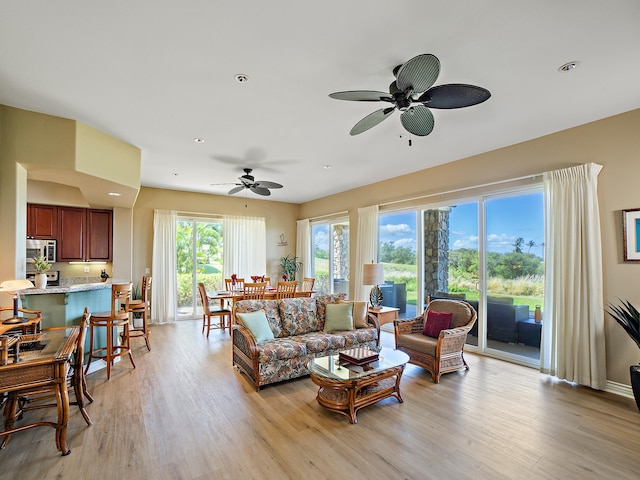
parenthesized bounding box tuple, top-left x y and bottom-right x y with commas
(380, 223, 412, 234)
(394, 238, 416, 250)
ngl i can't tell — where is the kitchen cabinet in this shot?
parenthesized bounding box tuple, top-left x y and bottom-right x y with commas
(57, 207, 112, 262)
(27, 204, 57, 239)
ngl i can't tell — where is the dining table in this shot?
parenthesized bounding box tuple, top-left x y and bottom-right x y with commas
(0, 325, 79, 455)
(207, 288, 316, 315)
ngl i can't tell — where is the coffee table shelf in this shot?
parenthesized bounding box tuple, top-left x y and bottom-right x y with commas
(308, 347, 409, 424)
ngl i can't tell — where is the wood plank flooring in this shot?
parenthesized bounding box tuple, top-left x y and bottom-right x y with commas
(2, 320, 639, 479)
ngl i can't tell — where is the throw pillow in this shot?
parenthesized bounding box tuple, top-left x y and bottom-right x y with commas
(323, 303, 354, 332)
(338, 299, 369, 328)
(237, 310, 275, 343)
(423, 310, 453, 338)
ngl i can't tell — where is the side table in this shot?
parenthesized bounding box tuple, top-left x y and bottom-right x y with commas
(368, 306, 399, 326)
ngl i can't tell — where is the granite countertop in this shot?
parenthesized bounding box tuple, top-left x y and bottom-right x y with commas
(20, 282, 113, 295)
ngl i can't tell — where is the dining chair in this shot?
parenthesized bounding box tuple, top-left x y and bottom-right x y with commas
(126, 275, 151, 351)
(275, 281, 297, 299)
(197, 283, 232, 336)
(225, 277, 245, 291)
(243, 282, 267, 300)
(302, 277, 315, 292)
(85, 282, 135, 380)
(2, 308, 94, 448)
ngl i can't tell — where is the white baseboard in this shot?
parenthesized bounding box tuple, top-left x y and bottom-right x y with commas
(605, 380, 634, 399)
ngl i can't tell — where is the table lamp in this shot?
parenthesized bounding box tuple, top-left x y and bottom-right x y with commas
(0, 279, 35, 324)
(362, 263, 384, 308)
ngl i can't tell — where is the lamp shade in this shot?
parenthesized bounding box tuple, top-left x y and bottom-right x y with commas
(0, 279, 34, 294)
(362, 263, 384, 286)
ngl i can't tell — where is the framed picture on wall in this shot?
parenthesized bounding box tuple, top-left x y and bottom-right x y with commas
(623, 208, 640, 262)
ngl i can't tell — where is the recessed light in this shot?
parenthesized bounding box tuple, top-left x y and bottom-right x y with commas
(194, 137, 205, 143)
(235, 74, 249, 83)
(108, 192, 121, 197)
(323, 165, 332, 169)
(558, 61, 579, 72)
(397, 134, 406, 140)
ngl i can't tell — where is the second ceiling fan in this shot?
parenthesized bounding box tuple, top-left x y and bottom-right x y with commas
(329, 53, 491, 137)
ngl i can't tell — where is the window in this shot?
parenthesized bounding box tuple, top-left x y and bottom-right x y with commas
(176, 217, 223, 319)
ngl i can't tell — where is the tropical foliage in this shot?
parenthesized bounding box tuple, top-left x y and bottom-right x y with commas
(606, 300, 640, 351)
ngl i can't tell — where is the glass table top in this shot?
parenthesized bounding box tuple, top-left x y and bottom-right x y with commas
(308, 347, 409, 381)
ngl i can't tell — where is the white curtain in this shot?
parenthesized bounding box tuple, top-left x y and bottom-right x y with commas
(354, 205, 379, 302)
(541, 163, 606, 389)
(296, 219, 312, 279)
(223, 215, 266, 280)
(151, 209, 177, 324)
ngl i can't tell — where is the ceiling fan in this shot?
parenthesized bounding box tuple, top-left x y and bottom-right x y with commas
(213, 168, 283, 196)
(329, 53, 491, 137)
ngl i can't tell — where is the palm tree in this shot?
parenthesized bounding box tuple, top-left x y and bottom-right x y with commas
(526, 240, 536, 253)
(512, 237, 524, 253)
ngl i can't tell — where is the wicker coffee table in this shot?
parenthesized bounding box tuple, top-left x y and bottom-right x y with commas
(308, 347, 409, 423)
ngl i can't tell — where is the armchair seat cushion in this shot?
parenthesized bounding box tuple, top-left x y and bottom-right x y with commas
(396, 333, 438, 356)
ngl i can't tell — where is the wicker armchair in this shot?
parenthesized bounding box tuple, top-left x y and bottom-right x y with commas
(394, 299, 477, 383)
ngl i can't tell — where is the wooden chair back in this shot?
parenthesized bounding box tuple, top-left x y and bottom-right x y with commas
(110, 283, 132, 318)
(302, 277, 315, 292)
(225, 277, 245, 291)
(275, 281, 297, 299)
(243, 282, 267, 300)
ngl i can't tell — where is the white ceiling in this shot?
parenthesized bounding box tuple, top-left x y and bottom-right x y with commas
(2, 1, 640, 205)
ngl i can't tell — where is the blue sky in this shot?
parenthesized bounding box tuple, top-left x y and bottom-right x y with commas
(379, 192, 544, 256)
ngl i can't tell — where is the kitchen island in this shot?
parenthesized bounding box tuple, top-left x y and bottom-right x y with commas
(20, 283, 113, 328)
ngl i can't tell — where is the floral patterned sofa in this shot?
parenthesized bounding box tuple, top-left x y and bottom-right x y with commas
(232, 294, 380, 391)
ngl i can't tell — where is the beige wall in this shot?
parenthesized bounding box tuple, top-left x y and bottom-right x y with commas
(299, 108, 640, 386)
(132, 187, 300, 285)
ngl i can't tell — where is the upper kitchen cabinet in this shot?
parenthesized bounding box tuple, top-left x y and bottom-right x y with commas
(57, 207, 112, 262)
(27, 204, 58, 239)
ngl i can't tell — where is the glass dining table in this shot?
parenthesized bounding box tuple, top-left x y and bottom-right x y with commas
(0, 326, 79, 455)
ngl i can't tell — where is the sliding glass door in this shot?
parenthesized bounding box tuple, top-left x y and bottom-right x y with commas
(176, 217, 223, 319)
(311, 219, 349, 295)
(378, 211, 419, 319)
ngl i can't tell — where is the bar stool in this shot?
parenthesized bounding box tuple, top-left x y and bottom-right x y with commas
(85, 282, 136, 380)
(126, 275, 151, 351)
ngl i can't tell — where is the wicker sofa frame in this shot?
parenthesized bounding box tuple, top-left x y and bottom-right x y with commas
(232, 295, 380, 391)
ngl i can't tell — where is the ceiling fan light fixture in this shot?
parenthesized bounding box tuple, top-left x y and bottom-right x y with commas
(558, 61, 579, 72)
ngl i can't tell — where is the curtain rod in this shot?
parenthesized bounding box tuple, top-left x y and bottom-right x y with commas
(306, 210, 349, 222)
(380, 173, 543, 208)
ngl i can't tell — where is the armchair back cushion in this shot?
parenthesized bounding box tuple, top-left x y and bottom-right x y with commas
(427, 299, 476, 329)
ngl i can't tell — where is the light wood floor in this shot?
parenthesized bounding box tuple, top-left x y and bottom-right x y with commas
(2, 320, 639, 479)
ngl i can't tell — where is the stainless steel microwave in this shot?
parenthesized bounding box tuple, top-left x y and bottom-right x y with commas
(26, 239, 57, 264)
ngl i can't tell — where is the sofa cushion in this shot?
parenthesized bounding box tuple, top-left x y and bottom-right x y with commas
(290, 333, 346, 353)
(339, 299, 369, 328)
(423, 310, 452, 338)
(339, 328, 378, 347)
(235, 299, 283, 338)
(279, 298, 319, 335)
(237, 310, 275, 343)
(256, 339, 307, 363)
(324, 303, 354, 332)
(314, 293, 348, 330)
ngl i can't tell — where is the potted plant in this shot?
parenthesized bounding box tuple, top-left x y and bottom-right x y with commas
(280, 254, 302, 281)
(32, 255, 51, 289)
(606, 299, 640, 411)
